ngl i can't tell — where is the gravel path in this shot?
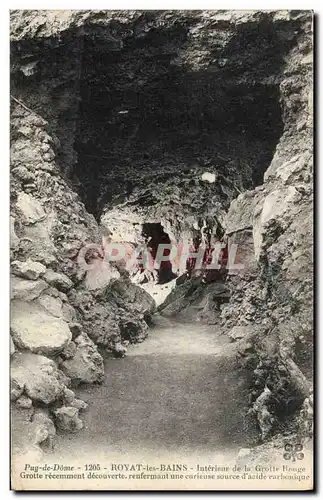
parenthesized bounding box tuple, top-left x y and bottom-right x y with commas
(55, 315, 257, 462)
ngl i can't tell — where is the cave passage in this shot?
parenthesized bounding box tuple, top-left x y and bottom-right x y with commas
(10, 17, 294, 223)
(72, 22, 285, 218)
(142, 222, 176, 285)
(56, 317, 258, 461)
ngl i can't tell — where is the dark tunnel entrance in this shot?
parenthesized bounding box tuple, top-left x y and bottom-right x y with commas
(9, 17, 296, 222)
(142, 223, 176, 285)
(71, 23, 285, 218)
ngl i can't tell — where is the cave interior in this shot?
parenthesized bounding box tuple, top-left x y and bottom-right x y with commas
(10, 16, 298, 243)
(69, 19, 289, 217)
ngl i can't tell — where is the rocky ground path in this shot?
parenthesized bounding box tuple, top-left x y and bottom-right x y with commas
(54, 315, 258, 462)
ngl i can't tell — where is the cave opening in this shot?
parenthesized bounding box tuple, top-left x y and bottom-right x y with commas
(71, 24, 285, 219)
(141, 222, 176, 285)
(10, 21, 287, 222)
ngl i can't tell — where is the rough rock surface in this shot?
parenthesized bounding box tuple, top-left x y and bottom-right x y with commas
(11, 300, 72, 356)
(10, 10, 312, 452)
(59, 333, 104, 384)
(68, 279, 155, 349)
(9, 10, 169, 449)
(54, 406, 83, 432)
(11, 352, 69, 404)
(32, 410, 57, 450)
(36, 293, 64, 318)
(229, 325, 251, 342)
(11, 259, 46, 280)
(43, 270, 73, 292)
(11, 277, 48, 301)
(16, 192, 46, 225)
(218, 12, 313, 437)
(16, 395, 33, 409)
(159, 277, 229, 324)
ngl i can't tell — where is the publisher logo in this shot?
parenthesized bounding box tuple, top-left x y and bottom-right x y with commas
(283, 443, 304, 462)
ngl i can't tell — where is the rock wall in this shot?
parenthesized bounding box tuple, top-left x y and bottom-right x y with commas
(10, 67, 155, 456)
(221, 12, 313, 439)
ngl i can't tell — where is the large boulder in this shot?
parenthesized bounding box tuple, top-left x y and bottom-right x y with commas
(11, 277, 48, 301)
(54, 406, 83, 432)
(36, 293, 64, 318)
(68, 289, 122, 347)
(16, 192, 45, 225)
(59, 333, 104, 384)
(43, 269, 73, 292)
(68, 287, 150, 348)
(32, 410, 56, 450)
(107, 279, 156, 319)
(84, 261, 121, 291)
(11, 352, 67, 404)
(18, 217, 57, 266)
(11, 300, 72, 356)
(11, 259, 46, 280)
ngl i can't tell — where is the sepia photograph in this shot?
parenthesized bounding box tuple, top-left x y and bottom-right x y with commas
(9, 8, 314, 491)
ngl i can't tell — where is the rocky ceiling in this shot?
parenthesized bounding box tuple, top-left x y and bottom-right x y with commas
(10, 12, 300, 226)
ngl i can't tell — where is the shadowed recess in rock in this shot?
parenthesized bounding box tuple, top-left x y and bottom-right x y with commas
(72, 20, 287, 216)
(10, 14, 296, 219)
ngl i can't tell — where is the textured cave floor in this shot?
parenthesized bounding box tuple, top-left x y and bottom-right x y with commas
(54, 314, 259, 463)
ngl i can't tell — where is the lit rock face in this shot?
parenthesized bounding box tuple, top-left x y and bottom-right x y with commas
(11, 259, 46, 280)
(11, 352, 68, 404)
(16, 192, 46, 225)
(54, 406, 83, 433)
(11, 277, 48, 301)
(11, 300, 72, 356)
(36, 293, 64, 318)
